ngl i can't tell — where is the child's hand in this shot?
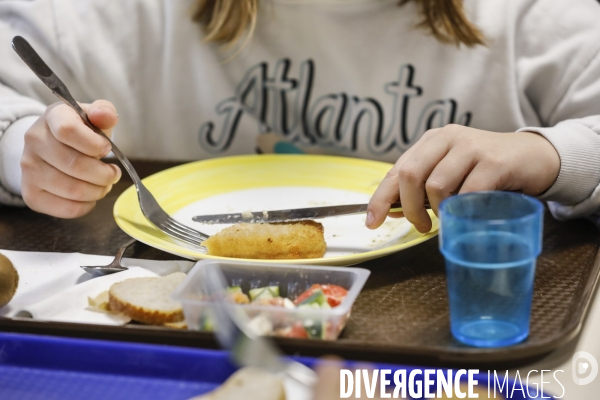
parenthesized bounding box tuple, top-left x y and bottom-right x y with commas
(20, 100, 121, 218)
(366, 125, 560, 233)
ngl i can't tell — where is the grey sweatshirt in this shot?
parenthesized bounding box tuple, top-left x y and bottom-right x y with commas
(1, 0, 600, 220)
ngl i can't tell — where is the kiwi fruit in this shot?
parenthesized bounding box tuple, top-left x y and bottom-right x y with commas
(0, 253, 18, 307)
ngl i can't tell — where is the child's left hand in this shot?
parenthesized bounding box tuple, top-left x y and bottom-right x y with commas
(366, 125, 560, 233)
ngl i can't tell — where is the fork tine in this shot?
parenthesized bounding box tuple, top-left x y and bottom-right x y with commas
(166, 232, 202, 248)
(167, 218, 210, 241)
(163, 226, 204, 245)
(169, 218, 208, 238)
(159, 222, 204, 247)
(161, 232, 207, 252)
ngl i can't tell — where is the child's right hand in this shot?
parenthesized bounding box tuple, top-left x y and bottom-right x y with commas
(20, 100, 121, 218)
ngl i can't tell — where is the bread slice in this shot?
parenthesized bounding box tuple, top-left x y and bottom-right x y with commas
(201, 220, 326, 259)
(189, 367, 286, 400)
(108, 272, 186, 325)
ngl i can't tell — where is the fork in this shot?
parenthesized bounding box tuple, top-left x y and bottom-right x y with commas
(200, 263, 317, 389)
(11, 36, 209, 248)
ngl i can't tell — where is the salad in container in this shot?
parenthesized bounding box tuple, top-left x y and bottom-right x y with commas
(172, 260, 370, 340)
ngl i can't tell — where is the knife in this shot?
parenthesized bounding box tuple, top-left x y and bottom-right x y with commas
(192, 199, 430, 224)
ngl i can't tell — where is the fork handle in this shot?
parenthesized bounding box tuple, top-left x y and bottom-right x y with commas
(11, 36, 142, 186)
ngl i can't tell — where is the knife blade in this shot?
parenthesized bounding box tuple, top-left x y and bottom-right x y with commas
(192, 199, 430, 224)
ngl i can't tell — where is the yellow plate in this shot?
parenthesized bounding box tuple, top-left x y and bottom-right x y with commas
(114, 154, 438, 266)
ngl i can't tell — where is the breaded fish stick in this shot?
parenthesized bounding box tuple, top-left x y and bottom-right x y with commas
(201, 220, 326, 259)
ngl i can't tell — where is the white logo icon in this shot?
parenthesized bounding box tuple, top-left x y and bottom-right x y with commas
(572, 351, 598, 386)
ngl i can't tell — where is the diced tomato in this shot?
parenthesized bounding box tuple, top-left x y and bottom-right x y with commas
(275, 322, 309, 339)
(294, 284, 348, 307)
(287, 323, 309, 339)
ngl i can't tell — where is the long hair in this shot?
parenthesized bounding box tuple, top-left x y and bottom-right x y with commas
(193, 0, 485, 48)
(401, 0, 485, 46)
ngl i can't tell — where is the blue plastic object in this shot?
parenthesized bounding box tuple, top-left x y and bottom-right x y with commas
(439, 191, 544, 348)
(0, 332, 551, 399)
(0, 332, 236, 400)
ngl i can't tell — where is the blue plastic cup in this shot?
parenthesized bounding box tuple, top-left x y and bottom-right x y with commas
(439, 191, 543, 347)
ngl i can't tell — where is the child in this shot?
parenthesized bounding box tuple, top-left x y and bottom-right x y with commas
(0, 0, 599, 232)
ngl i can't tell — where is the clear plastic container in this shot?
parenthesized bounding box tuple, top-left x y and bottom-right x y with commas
(172, 260, 370, 340)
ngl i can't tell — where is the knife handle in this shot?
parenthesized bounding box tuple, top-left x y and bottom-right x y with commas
(388, 198, 431, 213)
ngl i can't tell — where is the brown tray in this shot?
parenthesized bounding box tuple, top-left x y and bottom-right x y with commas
(1, 161, 599, 368)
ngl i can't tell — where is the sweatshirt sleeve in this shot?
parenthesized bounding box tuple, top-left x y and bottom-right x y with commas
(513, 0, 600, 220)
(0, 0, 84, 205)
(0, 115, 41, 206)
